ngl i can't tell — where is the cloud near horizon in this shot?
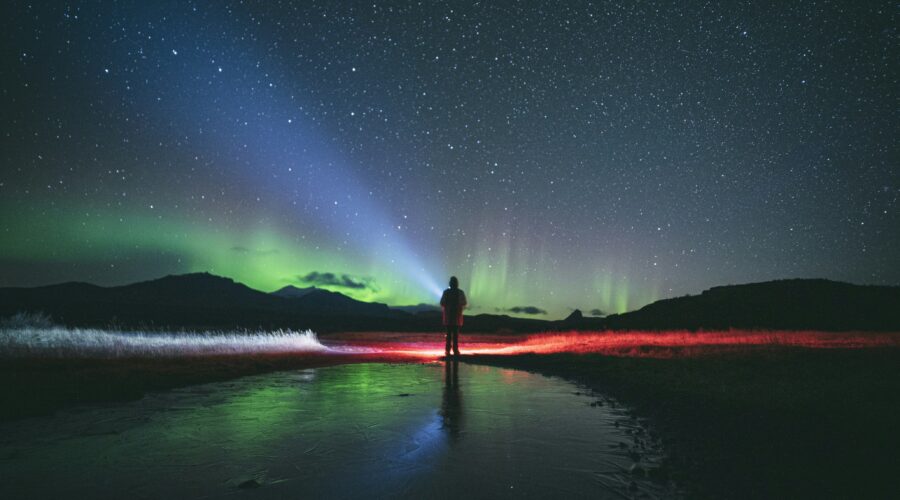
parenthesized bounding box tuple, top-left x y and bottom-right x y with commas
(505, 306, 548, 315)
(589, 308, 606, 317)
(296, 271, 375, 291)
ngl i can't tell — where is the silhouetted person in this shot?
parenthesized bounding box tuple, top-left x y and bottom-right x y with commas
(440, 276, 467, 357)
(440, 359, 463, 440)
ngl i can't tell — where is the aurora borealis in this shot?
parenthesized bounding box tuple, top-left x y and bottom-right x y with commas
(1, 2, 897, 318)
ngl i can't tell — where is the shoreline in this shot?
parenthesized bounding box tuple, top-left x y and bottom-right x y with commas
(466, 348, 900, 499)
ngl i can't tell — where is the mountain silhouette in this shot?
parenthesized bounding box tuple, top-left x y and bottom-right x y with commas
(390, 303, 442, 314)
(116, 273, 276, 308)
(605, 279, 900, 331)
(0, 274, 897, 332)
(271, 285, 317, 299)
(563, 309, 584, 323)
(272, 284, 395, 316)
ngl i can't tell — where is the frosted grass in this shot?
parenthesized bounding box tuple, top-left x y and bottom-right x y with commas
(0, 326, 327, 359)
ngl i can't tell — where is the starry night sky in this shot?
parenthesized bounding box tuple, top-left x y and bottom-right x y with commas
(1, 1, 897, 318)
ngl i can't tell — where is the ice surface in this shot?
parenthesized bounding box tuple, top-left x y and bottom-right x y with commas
(0, 362, 675, 498)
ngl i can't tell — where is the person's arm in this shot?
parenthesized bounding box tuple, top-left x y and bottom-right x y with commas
(440, 291, 446, 307)
(460, 291, 467, 309)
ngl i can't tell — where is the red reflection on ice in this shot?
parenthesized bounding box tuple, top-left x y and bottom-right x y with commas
(325, 330, 900, 360)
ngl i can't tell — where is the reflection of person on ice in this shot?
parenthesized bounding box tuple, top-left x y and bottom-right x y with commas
(441, 358, 463, 439)
(440, 276, 467, 357)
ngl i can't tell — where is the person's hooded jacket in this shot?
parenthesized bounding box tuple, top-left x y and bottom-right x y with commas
(440, 287, 467, 326)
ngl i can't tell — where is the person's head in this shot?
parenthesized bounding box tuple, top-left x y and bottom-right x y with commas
(449, 276, 459, 289)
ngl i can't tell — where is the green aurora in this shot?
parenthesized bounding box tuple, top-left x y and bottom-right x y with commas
(1, 203, 657, 317)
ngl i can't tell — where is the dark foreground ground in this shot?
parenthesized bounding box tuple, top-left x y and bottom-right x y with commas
(3, 346, 899, 498)
(469, 348, 900, 499)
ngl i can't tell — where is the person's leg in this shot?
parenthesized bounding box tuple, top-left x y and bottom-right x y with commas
(452, 325, 460, 356)
(445, 326, 452, 356)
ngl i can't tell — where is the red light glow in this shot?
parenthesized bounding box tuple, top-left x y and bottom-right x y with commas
(325, 330, 900, 360)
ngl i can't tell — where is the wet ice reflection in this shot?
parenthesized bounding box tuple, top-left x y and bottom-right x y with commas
(0, 362, 675, 498)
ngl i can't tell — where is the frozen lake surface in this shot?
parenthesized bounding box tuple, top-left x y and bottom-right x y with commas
(0, 362, 674, 498)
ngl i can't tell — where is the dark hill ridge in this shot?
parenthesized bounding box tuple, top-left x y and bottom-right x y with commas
(117, 273, 276, 308)
(2, 273, 272, 308)
(390, 303, 442, 314)
(272, 285, 395, 317)
(606, 279, 900, 331)
(0, 273, 404, 330)
(0, 274, 897, 332)
(564, 309, 585, 323)
(0, 273, 269, 329)
(271, 285, 317, 299)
